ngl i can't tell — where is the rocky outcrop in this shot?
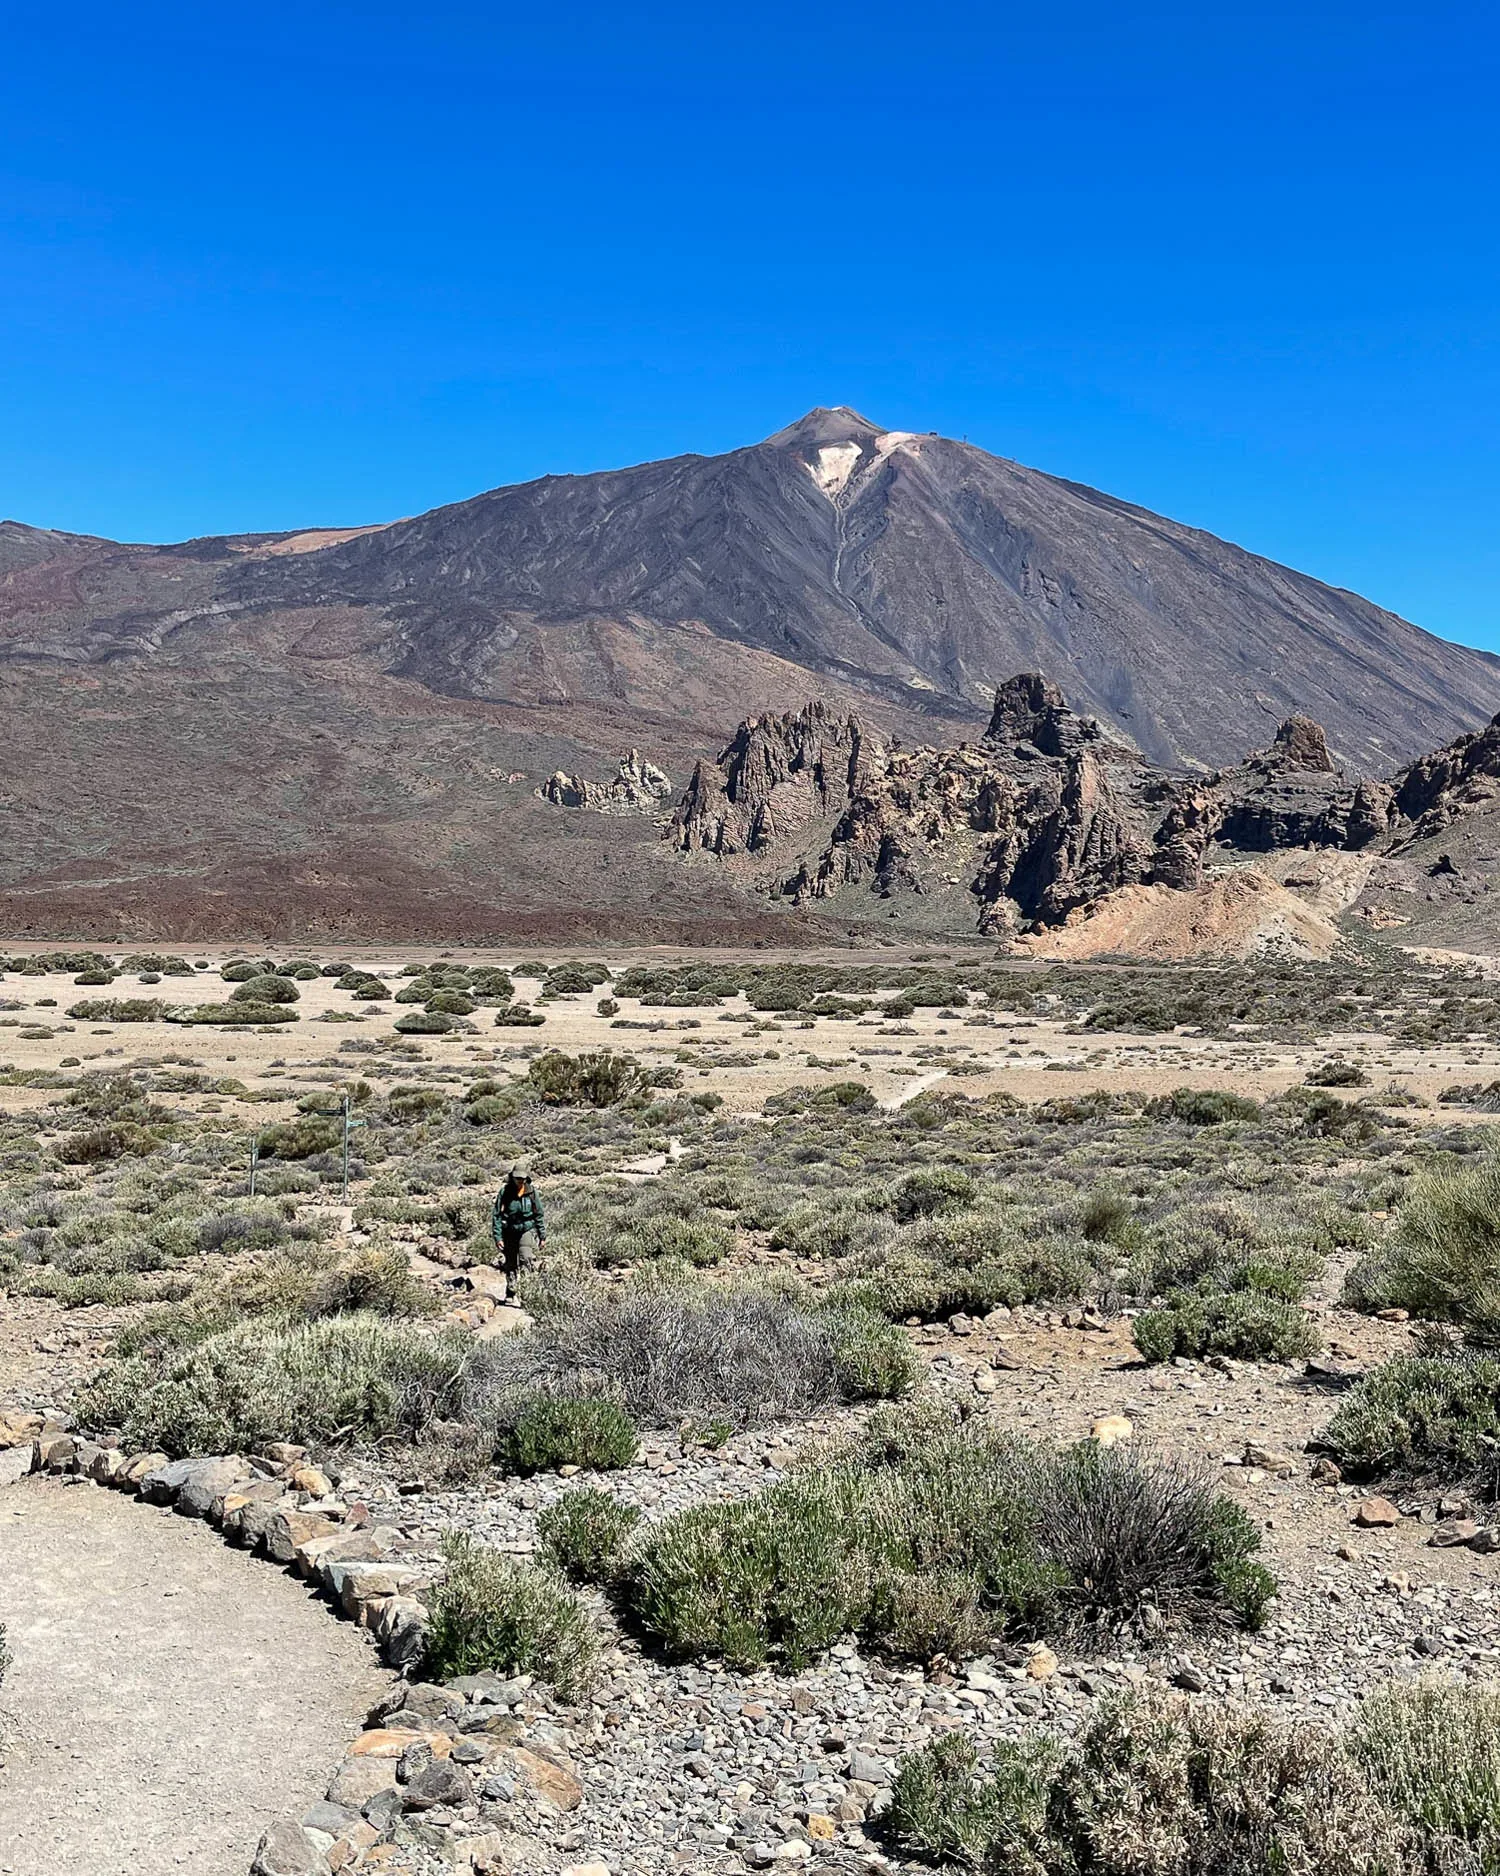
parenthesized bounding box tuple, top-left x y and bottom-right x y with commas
(536, 749, 673, 816)
(1391, 711, 1500, 838)
(670, 703, 874, 856)
(671, 674, 1486, 937)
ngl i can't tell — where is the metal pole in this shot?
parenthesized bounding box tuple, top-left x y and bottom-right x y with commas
(341, 1090, 351, 1203)
(249, 1135, 259, 1198)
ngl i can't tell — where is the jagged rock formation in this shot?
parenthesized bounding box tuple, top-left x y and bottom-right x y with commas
(536, 749, 673, 815)
(672, 674, 1500, 940)
(1391, 713, 1500, 838)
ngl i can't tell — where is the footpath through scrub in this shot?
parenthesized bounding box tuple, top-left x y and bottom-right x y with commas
(0, 1477, 389, 1875)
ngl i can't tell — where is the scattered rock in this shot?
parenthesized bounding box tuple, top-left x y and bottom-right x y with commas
(1353, 1497, 1401, 1528)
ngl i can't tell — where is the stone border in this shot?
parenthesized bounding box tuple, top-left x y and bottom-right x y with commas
(1, 1417, 601, 1876)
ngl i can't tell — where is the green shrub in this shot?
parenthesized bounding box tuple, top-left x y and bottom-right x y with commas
(624, 1416, 1270, 1671)
(1344, 1157, 1500, 1336)
(892, 1167, 977, 1221)
(421, 1534, 597, 1698)
(80, 1315, 473, 1455)
(1352, 1677, 1500, 1869)
(1307, 1059, 1371, 1087)
(258, 1116, 340, 1161)
(177, 1002, 299, 1026)
(887, 1695, 1402, 1876)
(465, 1091, 522, 1126)
(426, 990, 476, 1015)
(1134, 1291, 1321, 1364)
(67, 997, 169, 1022)
(220, 959, 262, 982)
(1144, 1087, 1263, 1125)
(529, 1050, 640, 1106)
(501, 1396, 639, 1473)
(495, 1004, 545, 1026)
(229, 974, 300, 1005)
(536, 1488, 643, 1585)
(1325, 1349, 1500, 1490)
(395, 1010, 455, 1035)
(57, 1121, 162, 1164)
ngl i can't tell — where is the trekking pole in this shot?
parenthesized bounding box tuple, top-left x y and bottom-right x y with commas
(249, 1134, 260, 1198)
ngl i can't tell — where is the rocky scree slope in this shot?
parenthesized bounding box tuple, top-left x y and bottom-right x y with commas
(670, 675, 1500, 943)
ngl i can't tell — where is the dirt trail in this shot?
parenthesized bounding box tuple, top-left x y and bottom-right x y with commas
(0, 1477, 389, 1875)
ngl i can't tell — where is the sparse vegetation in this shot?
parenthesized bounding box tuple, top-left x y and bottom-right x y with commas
(421, 1533, 598, 1698)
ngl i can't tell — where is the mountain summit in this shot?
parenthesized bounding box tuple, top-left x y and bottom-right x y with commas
(0, 411, 1496, 937)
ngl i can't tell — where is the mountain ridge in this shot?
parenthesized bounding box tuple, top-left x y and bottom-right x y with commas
(0, 409, 1496, 941)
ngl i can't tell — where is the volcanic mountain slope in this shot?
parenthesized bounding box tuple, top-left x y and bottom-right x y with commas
(668, 677, 1500, 956)
(1, 409, 1497, 939)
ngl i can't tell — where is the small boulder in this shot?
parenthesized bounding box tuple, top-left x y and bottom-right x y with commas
(1353, 1497, 1401, 1528)
(251, 1820, 330, 1876)
(1090, 1415, 1133, 1448)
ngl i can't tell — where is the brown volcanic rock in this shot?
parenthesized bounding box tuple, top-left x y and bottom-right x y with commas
(675, 677, 1431, 940)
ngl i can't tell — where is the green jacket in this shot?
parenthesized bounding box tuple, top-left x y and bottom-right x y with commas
(493, 1186, 545, 1241)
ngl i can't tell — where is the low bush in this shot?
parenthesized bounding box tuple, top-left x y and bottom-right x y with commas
(1144, 1087, 1263, 1125)
(229, 974, 299, 1005)
(258, 1116, 340, 1161)
(495, 1004, 545, 1027)
(470, 1277, 915, 1429)
(536, 1488, 643, 1584)
(394, 1011, 455, 1035)
(892, 1167, 977, 1221)
(529, 1050, 640, 1106)
(1351, 1677, 1500, 1869)
(1308, 1059, 1371, 1087)
(624, 1415, 1271, 1672)
(57, 1121, 163, 1164)
(421, 1534, 597, 1698)
(79, 1315, 472, 1454)
(885, 1694, 1403, 1876)
(1344, 1156, 1500, 1337)
(176, 1002, 299, 1026)
(1325, 1348, 1500, 1492)
(66, 997, 169, 1022)
(499, 1396, 639, 1473)
(426, 990, 476, 1016)
(1134, 1291, 1321, 1364)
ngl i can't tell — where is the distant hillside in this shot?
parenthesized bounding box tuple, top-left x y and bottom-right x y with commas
(0, 410, 1496, 940)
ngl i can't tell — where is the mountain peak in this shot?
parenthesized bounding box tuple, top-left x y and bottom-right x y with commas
(762, 406, 888, 450)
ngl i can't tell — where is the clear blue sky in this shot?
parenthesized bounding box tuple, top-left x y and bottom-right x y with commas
(3, 2, 1497, 652)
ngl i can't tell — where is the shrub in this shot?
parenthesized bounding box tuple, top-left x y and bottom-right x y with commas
(79, 1316, 474, 1455)
(536, 1488, 643, 1585)
(470, 1278, 910, 1428)
(421, 1534, 597, 1698)
(57, 1122, 162, 1164)
(529, 1050, 640, 1106)
(495, 1003, 545, 1026)
(1344, 1157, 1500, 1336)
(228, 974, 299, 1005)
(1351, 1677, 1500, 1869)
(220, 959, 262, 982)
(1144, 1087, 1263, 1125)
(66, 998, 168, 1022)
(886, 1695, 1403, 1876)
(426, 990, 476, 1016)
(395, 1011, 455, 1035)
(177, 1002, 299, 1026)
(258, 1116, 340, 1161)
(1325, 1349, 1500, 1492)
(624, 1416, 1271, 1671)
(892, 1167, 977, 1222)
(1134, 1291, 1321, 1364)
(1308, 1059, 1371, 1087)
(500, 1396, 639, 1474)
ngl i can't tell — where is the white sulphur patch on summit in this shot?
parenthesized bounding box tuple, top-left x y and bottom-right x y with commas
(805, 442, 863, 498)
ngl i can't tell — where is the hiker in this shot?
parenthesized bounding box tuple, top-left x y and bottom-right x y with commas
(492, 1165, 545, 1291)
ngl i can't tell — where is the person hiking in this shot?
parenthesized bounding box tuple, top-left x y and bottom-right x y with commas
(492, 1165, 545, 1292)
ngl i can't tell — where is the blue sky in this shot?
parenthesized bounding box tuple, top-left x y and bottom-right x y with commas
(2, 2, 1497, 652)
